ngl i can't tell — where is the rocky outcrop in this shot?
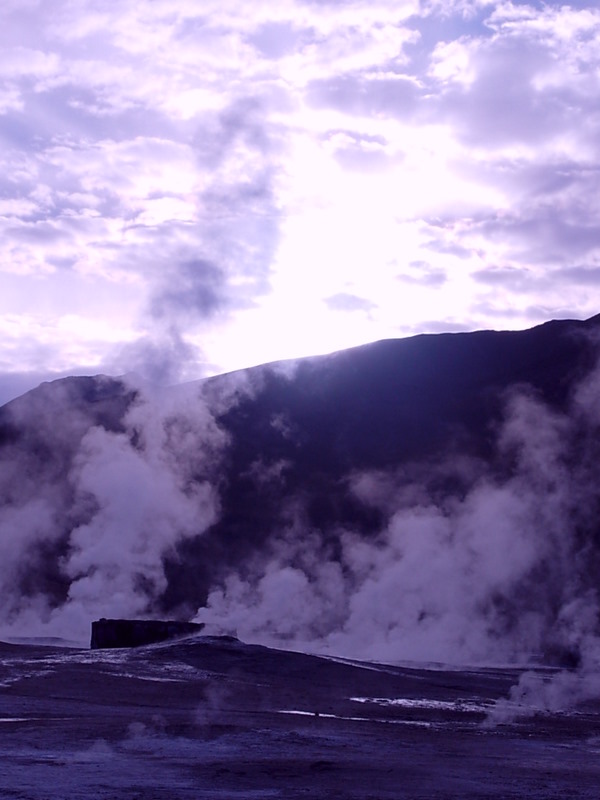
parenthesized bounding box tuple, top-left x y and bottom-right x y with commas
(90, 618, 204, 649)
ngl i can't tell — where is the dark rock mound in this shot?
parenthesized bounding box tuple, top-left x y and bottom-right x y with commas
(90, 618, 204, 649)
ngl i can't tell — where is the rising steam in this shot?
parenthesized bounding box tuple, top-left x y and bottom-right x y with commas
(196, 362, 600, 670)
(1, 337, 600, 707)
(0, 377, 226, 643)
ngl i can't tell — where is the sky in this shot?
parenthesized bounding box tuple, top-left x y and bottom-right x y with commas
(1, 0, 599, 404)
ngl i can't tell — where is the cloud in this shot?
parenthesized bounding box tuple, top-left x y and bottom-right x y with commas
(248, 21, 314, 60)
(555, 266, 600, 286)
(306, 74, 420, 119)
(430, 4, 600, 146)
(472, 265, 534, 289)
(1, 0, 600, 398)
(324, 129, 394, 172)
(396, 261, 447, 286)
(435, 41, 569, 147)
(0, 2, 288, 387)
(474, 209, 600, 266)
(474, 264, 600, 292)
(324, 293, 375, 312)
(425, 238, 473, 259)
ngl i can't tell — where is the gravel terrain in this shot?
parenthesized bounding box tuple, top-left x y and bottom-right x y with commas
(1, 636, 599, 799)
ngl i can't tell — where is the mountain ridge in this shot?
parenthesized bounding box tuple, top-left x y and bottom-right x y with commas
(1, 314, 600, 665)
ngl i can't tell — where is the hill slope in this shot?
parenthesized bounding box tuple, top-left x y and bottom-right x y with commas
(1, 315, 599, 664)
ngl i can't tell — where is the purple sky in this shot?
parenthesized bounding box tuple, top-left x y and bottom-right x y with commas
(1, 0, 599, 403)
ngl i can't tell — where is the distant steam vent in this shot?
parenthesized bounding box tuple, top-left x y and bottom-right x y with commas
(90, 618, 204, 649)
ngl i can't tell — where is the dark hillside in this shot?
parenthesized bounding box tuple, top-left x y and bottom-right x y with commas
(165, 315, 600, 612)
(1, 315, 599, 663)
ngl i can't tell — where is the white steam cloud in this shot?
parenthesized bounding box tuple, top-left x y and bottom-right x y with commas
(196, 363, 600, 674)
(2, 336, 600, 729)
(0, 377, 227, 644)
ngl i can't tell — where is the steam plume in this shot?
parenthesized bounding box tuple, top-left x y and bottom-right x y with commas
(0, 377, 226, 643)
(196, 361, 600, 671)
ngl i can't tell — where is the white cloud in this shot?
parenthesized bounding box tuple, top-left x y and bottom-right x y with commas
(0, 0, 599, 398)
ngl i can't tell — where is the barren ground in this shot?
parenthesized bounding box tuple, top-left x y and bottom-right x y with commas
(1, 636, 599, 799)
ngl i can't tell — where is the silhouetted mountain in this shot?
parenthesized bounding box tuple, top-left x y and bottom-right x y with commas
(165, 315, 600, 613)
(1, 315, 600, 664)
